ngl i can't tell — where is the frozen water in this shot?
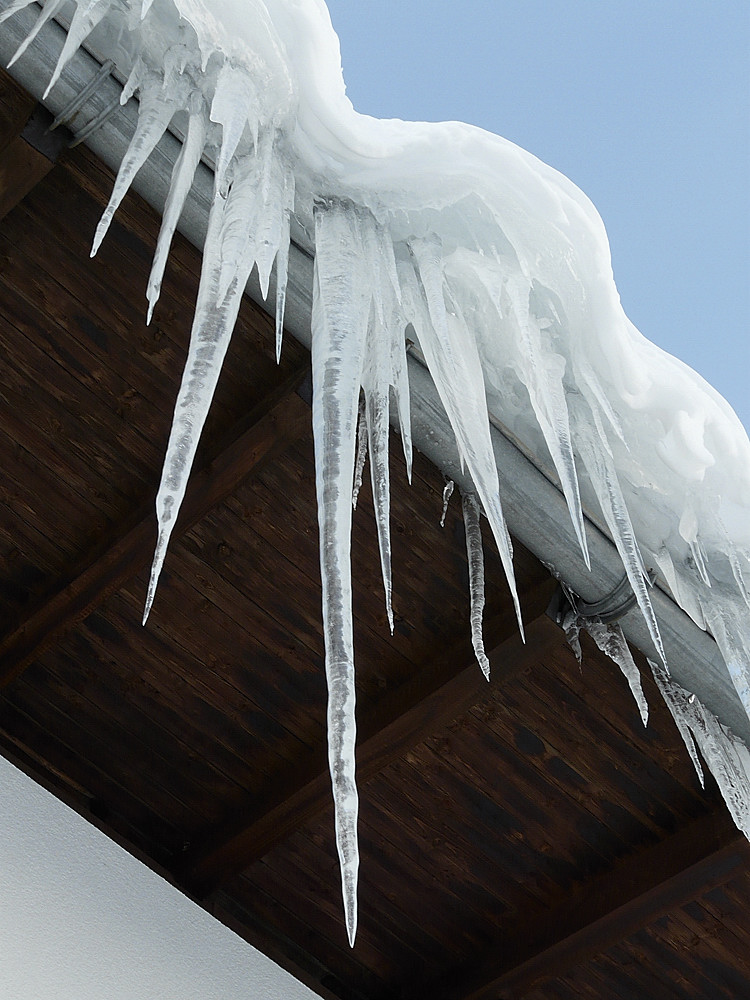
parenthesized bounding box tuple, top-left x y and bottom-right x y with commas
(562, 610, 648, 727)
(461, 492, 491, 681)
(7, 0, 750, 944)
(440, 479, 454, 528)
(650, 659, 750, 840)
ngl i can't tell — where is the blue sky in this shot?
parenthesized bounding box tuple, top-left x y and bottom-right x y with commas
(325, 1, 750, 430)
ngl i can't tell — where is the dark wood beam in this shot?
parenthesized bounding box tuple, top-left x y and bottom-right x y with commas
(428, 807, 748, 1000)
(0, 368, 310, 688)
(179, 574, 560, 897)
(0, 69, 36, 152)
(0, 101, 69, 222)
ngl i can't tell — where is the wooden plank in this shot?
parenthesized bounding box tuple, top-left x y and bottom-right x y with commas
(179, 573, 559, 896)
(0, 104, 67, 222)
(427, 808, 748, 1000)
(0, 68, 35, 152)
(0, 369, 309, 688)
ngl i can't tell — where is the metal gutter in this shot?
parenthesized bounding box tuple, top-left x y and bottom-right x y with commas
(2, 5, 747, 741)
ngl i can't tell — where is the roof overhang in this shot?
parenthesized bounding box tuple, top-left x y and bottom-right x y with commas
(2, 4, 746, 743)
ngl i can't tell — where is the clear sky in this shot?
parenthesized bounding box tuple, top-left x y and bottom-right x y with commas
(325, 1, 750, 430)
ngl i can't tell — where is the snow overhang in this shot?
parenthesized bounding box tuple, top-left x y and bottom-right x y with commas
(2, 4, 747, 744)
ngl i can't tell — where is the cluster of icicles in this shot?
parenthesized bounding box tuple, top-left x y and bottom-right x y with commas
(5, 0, 750, 947)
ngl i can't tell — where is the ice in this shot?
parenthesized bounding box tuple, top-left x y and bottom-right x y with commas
(563, 611, 648, 727)
(461, 492, 490, 680)
(570, 393, 665, 666)
(440, 479, 454, 528)
(44, 0, 114, 98)
(93, 61, 191, 257)
(144, 127, 294, 621)
(3, 0, 65, 68)
(7, 0, 750, 946)
(403, 238, 523, 637)
(147, 94, 209, 323)
(311, 198, 374, 948)
(650, 659, 750, 839)
(470, 258, 589, 568)
(210, 61, 258, 198)
(361, 309, 394, 634)
(351, 394, 367, 510)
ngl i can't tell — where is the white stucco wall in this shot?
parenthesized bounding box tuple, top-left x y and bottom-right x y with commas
(0, 757, 323, 1000)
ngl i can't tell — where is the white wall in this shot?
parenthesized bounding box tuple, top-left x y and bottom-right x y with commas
(0, 757, 322, 1000)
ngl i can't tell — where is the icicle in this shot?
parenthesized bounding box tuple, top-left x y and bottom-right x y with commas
(367, 229, 411, 482)
(650, 659, 750, 839)
(689, 537, 712, 588)
(561, 607, 583, 663)
(391, 317, 413, 484)
(585, 618, 649, 727)
(698, 596, 750, 725)
(461, 491, 490, 680)
(571, 395, 666, 667)
(648, 659, 704, 786)
(210, 60, 258, 198)
(5, 0, 65, 69)
(92, 68, 189, 256)
(311, 198, 374, 947)
(0, 0, 38, 25)
(274, 192, 291, 363)
(403, 237, 523, 637)
(440, 479, 454, 527)
(147, 96, 209, 323)
(362, 307, 395, 634)
(504, 273, 590, 569)
(144, 148, 275, 620)
(730, 550, 750, 611)
(352, 394, 367, 510)
(43, 0, 113, 98)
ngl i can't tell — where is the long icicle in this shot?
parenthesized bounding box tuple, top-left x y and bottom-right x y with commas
(311, 199, 371, 947)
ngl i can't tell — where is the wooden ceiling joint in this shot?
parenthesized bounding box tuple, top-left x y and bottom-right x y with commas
(430, 808, 748, 1000)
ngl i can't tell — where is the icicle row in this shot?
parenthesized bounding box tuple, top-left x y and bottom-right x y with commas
(650, 659, 750, 839)
(402, 236, 523, 637)
(481, 264, 590, 569)
(144, 134, 294, 620)
(571, 395, 666, 667)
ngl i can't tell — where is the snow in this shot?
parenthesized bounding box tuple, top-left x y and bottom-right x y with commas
(4, 0, 750, 945)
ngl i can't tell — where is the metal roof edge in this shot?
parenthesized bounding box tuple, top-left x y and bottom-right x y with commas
(3, 7, 746, 742)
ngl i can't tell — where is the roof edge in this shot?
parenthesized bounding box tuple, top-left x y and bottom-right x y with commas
(2, 6, 746, 741)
